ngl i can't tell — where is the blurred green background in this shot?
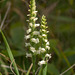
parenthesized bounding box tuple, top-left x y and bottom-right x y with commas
(0, 0, 75, 75)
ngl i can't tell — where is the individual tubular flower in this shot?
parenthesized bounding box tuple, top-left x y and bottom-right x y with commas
(31, 38, 39, 44)
(33, 31, 40, 35)
(25, 43, 31, 47)
(27, 28, 31, 34)
(45, 54, 51, 59)
(38, 60, 46, 66)
(34, 24, 40, 27)
(25, 35, 30, 40)
(30, 47, 36, 53)
(39, 47, 46, 53)
(26, 53, 32, 58)
(45, 53, 51, 62)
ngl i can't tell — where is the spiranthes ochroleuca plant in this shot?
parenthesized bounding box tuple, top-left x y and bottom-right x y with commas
(38, 15, 51, 66)
(25, 0, 40, 74)
(25, 0, 51, 74)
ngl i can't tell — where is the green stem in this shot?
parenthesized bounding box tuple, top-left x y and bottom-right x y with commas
(32, 55, 36, 75)
(43, 64, 47, 75)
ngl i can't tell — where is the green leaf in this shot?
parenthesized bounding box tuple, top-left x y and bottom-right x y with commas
(50, 39, 60, 57)
(43, 65, 47, 75)
(10, 22, 25, 49)
(50, 39, 58, 47)
(0, 30, 19, 75)
(58, 24, 75, 33)
(47, 63, 60, 75)
(64, 50, 75, 56)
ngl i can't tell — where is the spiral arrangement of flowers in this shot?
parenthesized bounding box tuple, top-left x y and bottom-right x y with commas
(25, 0, 51, 74)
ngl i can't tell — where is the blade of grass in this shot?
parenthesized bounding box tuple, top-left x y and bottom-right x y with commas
(26, 63, 33, 75)
(0, 29, 19, 75)
(43, 64, 47, 75)
(38, 67, 42, 75)
(38, 64, 47, 75)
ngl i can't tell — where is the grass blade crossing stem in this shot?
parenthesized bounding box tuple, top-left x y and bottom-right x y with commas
(0, 30, 19, 75)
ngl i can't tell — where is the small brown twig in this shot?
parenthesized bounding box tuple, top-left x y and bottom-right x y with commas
(35, 65, 42, 75)
(60, 64, 75, 75)
(10, 59, 16, 75)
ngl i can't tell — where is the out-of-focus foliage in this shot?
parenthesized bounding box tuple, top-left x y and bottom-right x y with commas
(0, 0, 75, 75)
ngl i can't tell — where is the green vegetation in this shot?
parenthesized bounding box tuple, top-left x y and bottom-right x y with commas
(0, 0, 75, 75)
